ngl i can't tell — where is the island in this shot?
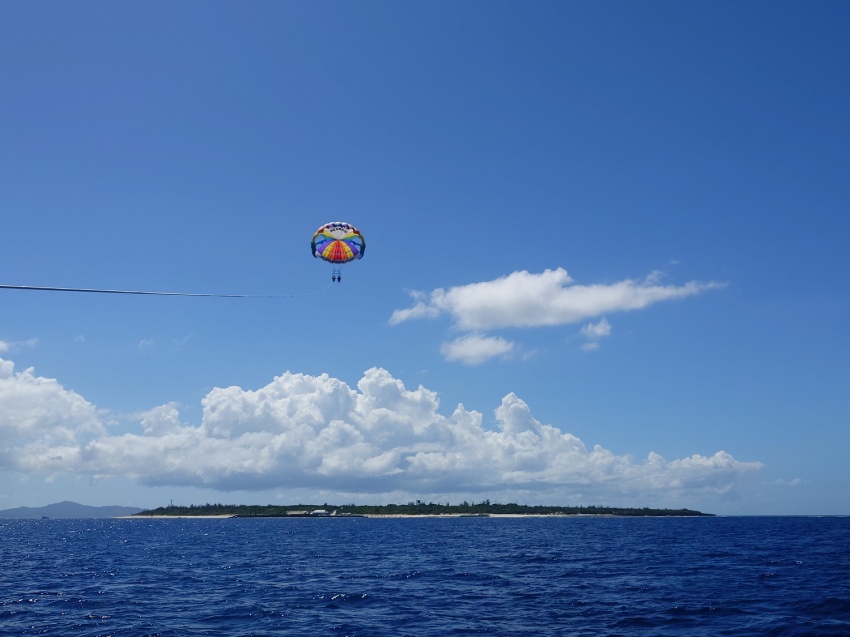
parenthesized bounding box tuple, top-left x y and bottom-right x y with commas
(134, 501, 712, 518)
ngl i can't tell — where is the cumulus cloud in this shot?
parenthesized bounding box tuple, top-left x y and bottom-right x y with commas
(581, 317, 612, 340)
(390, 268, 724, 331)
(387, 291, 442, 324)
(0, 356, 104, 472)
(389, 269, 724, 362)
(440, 334, 516, 365)
(0, 355, 761, 503)
(581, 317, 612, 351)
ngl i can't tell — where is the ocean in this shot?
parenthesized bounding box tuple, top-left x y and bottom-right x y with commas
(1, 516, 848, 636)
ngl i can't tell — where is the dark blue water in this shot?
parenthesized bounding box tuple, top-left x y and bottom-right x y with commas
(2, 516, 849, 636)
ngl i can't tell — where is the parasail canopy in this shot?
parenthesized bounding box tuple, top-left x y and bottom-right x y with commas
(311, 222, 366, 264)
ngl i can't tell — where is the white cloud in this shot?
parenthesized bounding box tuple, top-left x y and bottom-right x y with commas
(580, 317, 612, 352)
(0, 356, 104, 472)
(581, 317, 612, 340)
(135, 403, 184, 436)
(387, 291, 442, 324)
(0, 354, 762, 504)
(390, 269, 725, 331)
(389, 269, 725, 363)
(0, 338, 38, 353)
(440, 334, 516, 365)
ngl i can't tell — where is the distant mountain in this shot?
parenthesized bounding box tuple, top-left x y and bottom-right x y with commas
(0, 501, 143, 519)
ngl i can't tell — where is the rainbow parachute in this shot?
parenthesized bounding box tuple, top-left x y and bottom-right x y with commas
(310, 222, 365, 282)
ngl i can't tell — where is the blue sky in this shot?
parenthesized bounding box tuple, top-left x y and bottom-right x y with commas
(1, 1, 848, 515)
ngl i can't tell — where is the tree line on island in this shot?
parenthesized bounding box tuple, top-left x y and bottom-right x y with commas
(136, 500, 712, 517)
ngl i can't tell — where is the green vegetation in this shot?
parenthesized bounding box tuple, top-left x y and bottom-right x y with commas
(135, 500, 712, 517)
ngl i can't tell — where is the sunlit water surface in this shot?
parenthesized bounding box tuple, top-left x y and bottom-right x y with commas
(2, 516, 849, 636)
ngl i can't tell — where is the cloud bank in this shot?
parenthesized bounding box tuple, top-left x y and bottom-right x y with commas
(0, 355, 761, 504)
(390, 269, 725, 363)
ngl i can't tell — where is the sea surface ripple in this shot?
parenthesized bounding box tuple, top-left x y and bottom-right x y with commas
(1, 516, 849, 636)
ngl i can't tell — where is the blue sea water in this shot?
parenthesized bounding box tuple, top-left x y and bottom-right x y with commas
(1, 516, 849, 636)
